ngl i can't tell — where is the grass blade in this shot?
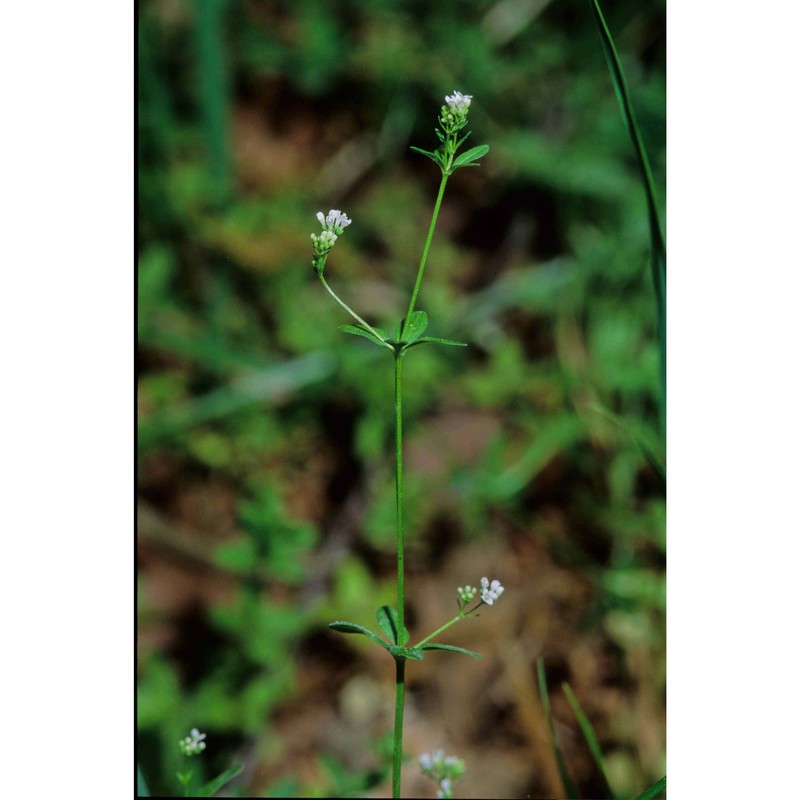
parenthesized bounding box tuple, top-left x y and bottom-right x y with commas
(633, 775, 666, 800)
(198, 762, 245, 797)
(195, 0, 232, 201)
(562, 682, 617, 799)
(589, 0, 666, 437)
(137, 764, 150, 797)
(536, 658, 579, 799)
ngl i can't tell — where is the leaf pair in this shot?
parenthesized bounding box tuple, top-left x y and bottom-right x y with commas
(339, 310, 467, 353)
(329, 607, 481, 661)
(328, 618, 423, 662)
(410, 144, 490, 174)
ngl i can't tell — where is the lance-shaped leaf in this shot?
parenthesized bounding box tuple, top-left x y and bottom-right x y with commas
(388, 645, 425, 661)
(377, 605, 409, 645)
(405, 336, 468, 349)
(328, 621, 391, 650)
(419, 643, 482, 658)
(400, 310, 429, 343)
(410, 146, 442, 166)
(453, 144, 490, 167)
(198, 763, 245, 797)
(338, 324, 392, 349)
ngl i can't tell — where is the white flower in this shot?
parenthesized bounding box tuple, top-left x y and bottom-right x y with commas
(444, 91, 472, 112)
(480, 576, 504, 605)
(317, 209, 352, 232)
(419, 752, 433, 771)
(179, 728, 207, 756)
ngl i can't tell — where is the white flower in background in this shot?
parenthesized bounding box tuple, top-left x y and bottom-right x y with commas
(420, 749, 464, 799)
(444, 91, 472, 112)
(437, 778, 453, 799)
(480, 576, 504, 605)
(317, 209, 352, 233)
(179, 728, 207, 756)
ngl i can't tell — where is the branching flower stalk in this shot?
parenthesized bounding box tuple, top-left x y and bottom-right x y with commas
(316, 91, 500, 799)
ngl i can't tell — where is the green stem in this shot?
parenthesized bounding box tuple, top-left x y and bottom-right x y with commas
(318, 274, 393, 350)
(415, 614, 463, 648)
(401, 172, 449, 338)
(391, 353, 406, 798)
(394, 353, 405, 634)
(389, 167, 451, 798)
(415, 600, 483, 648)
(391, 659, 406, 799)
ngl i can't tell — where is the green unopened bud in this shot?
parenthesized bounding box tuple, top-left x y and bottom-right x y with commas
(457, 585, 478, 606)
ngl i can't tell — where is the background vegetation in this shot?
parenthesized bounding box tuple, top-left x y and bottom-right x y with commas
(137, 0, 666, 796)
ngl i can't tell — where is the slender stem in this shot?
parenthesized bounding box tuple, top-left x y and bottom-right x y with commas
(415, 599, 484, 647)
(318, 274, 393, 350)
(394, 354, 405, 633)
(391, 659, 406, 799)
(391, 352, 406, 798)
(390, 168, 450, 798)
(401, 172, 449, 338)
(415, 614, 463, 648)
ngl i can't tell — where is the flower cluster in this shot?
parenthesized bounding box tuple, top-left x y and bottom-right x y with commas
(178, 728, 207, 757)
(419, 749, 465, 799)
(445, 91, 472, 113)
(457, 584, 477, 606)
(480, 577, 504, 606)
(316, 209, 352, 234)
(438, 90, 472, 135)
(311, 209, 352, 275)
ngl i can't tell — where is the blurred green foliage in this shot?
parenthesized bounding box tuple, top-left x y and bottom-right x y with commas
(138, 0, 665, 795)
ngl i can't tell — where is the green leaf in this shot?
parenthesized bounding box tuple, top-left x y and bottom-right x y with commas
(590, 0, 666, 439)
(419, 643, 482, 658)
(453, 144, 490, 167)
(338, 324, 391, 349)
(405, 336, 468, 349)
(328, 621, 390, 650)
(537, 659, 579, 799)
(410, 146, 441, 165)
(376, 605, 409, 645)
(198, 763, 245, 797)
(562, 682, 617, 799)
(388, 645, 424, 661)
(633, 775, 666, 800)
(400, 310, 428, 343)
